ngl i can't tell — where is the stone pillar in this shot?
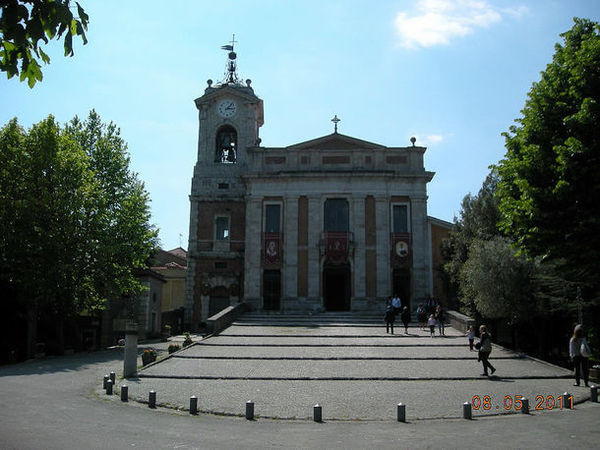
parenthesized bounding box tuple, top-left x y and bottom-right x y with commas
(411, 196, 431, 303)
(283, 196, 299, 302)
(123, 330, 138, 378)
(352, 196, 366, 298)
(375, 197, 390, 298)
(244, 197, 263, 308)
(307, 196, 321, 301)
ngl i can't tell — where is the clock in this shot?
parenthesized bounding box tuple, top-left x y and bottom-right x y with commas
(217, 99, 237, 118)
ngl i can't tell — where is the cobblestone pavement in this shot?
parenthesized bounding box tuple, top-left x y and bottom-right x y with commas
(118, 317, 586, 421)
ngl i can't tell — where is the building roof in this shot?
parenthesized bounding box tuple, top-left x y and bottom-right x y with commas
(167, 247, 187, 260)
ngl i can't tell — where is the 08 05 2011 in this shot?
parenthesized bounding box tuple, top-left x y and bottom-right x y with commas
(471, 394, 573, 411)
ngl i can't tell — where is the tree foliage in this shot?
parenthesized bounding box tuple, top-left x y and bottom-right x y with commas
(0, 0, 89, 87)
(442, 170, 502, 297)
(495, 18, 600, 292)
(460, 236, 534, 319)
(0, 112, 158, 322)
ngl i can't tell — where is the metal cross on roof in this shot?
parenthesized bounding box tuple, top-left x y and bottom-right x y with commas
(331, 115, 340, 133)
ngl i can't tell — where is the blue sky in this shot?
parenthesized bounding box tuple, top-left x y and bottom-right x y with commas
(1, 0, 599, 250)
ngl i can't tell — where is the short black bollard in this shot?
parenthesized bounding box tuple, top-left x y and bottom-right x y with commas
(103, 374, 109, 389)
(397, 403, 406, 422)
(563, 392, 573, 409)
(190, 396, 198, 415)
(463, 402, 472, 420)
(121, 385, 128, 402)
(149, 390, 156, 409)
(109, 371, 116, 386)
(106, 379, 113, 395)
(591, 386, 598, 403)
(313, 404, 322, 422)
(246, 400, 254, 420)
(521, 397, 529, 414)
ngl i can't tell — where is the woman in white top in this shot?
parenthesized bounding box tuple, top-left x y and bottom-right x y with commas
(569, 324, 590, 387)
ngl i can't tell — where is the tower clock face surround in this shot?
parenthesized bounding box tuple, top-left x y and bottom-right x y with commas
(217, 99, 237, 118)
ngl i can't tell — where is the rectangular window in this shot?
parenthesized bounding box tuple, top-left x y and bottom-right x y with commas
(392, 204, 409, 233)
(324, 198, 349, 232)
(265, 204, 281, 233)
(215, 216, 230, 240)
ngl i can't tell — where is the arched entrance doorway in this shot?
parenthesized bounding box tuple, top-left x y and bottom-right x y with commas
(323, 263, 351, 311)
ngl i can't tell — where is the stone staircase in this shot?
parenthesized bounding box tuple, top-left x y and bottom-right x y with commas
(233, 311, 384, 327)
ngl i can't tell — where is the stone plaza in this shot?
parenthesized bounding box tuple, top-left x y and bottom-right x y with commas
(118, 314, 586, 421)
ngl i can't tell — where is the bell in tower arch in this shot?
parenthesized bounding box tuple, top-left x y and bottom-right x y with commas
(215, 125, 237, 163)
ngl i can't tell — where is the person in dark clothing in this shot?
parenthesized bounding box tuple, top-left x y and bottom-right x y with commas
(477, 325, 496, 376)
(384, 306, 395, 334)
(435, 305, 446, 336)
(400, 306, 411, 334)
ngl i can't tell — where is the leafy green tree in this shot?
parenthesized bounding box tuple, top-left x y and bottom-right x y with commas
(460, 236, 534, 319)
(0, 0, 89, 87)
(495, 18, 600, 291)
(0, 113, 158, 356)
(441, 170, 502, 311)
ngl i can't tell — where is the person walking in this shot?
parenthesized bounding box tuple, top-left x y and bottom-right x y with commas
(466, 325, 475, 351)
(435, 305, 446, 336)
(416, 303, 426, 330)
(400, 306, 411, 334)
(427, 314, 436, 337)
(569, 324, 591, 387)
(476, 325, 496, 376)
(384, 306, 395, 335)
(391, 295, 401, 316)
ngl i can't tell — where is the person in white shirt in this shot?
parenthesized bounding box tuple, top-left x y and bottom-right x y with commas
(569, 324, 591, 387)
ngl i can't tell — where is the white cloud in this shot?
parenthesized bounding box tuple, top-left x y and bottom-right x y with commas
(410, 133, 446, 146)
(424, 134, 444, 145)
(395, 0, 527, 49)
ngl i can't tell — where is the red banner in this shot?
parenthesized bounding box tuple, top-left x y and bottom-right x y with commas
(263, 233, 282, 266)
(391, 233, 411, 262)
(325, 232, 349, 263)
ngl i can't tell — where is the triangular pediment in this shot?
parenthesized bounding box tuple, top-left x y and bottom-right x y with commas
(286, 133, 386, 151)
(195, 84, 259, 105)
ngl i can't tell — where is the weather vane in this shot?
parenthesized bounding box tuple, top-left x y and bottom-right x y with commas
(331, 115, 340, 133)
(221, 34, 239, 84)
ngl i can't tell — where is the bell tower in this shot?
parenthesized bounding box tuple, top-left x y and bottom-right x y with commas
(185, 40, 264, 329)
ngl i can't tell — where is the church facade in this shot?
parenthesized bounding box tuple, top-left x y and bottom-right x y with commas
(184, 50, 450, 329)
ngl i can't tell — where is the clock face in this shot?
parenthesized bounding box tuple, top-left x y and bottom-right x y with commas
(217, 99, 237, 118)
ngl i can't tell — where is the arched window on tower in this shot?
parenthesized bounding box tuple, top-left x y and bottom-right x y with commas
(215, 126, 237, 163)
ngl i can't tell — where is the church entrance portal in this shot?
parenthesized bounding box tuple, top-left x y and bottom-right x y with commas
(392, 268, 411, 310)
(323, 263, 350, 311)
(263, 270, 281, 311)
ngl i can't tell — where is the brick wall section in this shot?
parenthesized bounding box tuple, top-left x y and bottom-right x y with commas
(297, 196, 308, 297)
(195, 201, 246, 249)
(430, 221, 451, 304)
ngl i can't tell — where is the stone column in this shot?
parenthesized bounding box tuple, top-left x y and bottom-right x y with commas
(411, 196, 431, 303)
(244, 197, 263, 309)
(283, 196, 299, 303)
(307, 196, 321, 301)
(123, 330, 138, 378)
(375, 197, 390, 298)
(352, 196, 366, 298)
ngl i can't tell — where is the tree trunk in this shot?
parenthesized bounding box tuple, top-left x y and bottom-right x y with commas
(55, 316, 65, 355)
(26, 306, 37, 359)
